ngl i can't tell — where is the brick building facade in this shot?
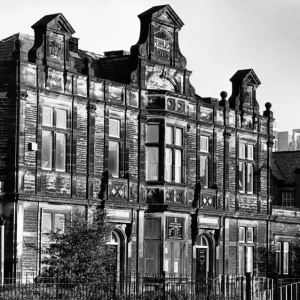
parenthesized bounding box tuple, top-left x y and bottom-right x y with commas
(0, 5, 291, 282)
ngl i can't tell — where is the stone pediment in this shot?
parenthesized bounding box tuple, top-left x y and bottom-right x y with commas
(138, 5, 184, 29)
(32, 13, 75, 35)
(230, 69, 261, 86)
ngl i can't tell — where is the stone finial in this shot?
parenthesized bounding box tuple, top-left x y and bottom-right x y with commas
(219, 91, 229, 107)
(220, 91, 227, 100)
(265, 102, 272, 110)
(263, 102, 273, 118)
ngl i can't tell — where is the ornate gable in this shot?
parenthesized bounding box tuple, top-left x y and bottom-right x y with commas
(131, 5, 187, 69)
(28, 13, 75, 71)
(229, 69, 261, 113)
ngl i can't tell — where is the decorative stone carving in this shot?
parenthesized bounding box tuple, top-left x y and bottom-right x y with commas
(148, 97, 160, 107)
(176, 100, 185, 112)
(166, 190, 174, 202)
(176, 190, 184, 203)
(180, 56, 187, 68)
(146, 188, 159, 202)
(200, 107, 213, 121)
(49, 40, 61, 58)
(110, 184, 126, 198)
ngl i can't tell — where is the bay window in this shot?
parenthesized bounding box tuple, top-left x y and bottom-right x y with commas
(42, 106, 68, 171)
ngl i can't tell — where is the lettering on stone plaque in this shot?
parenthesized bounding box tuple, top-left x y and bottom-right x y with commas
(154, 30, 171, 60)
(167, 217, 183, 239)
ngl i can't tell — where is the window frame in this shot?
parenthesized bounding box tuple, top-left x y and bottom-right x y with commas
(165, 125, 184, 183)
(281, 191, 296, 207)
(199, 135, 211, 188)
(145, 123, 161, 181)
(238, 142, 255, 194)
(276, 240, 290, 275)
(41, 105, 69, 172)
(108, 118, 121, 178)
(41, 211, 66, 235)
(238, 226, 255, 275)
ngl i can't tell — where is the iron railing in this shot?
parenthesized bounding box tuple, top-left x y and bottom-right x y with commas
(0, 273, 274, 300)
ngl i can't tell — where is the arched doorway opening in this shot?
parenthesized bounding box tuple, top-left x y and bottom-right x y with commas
(107, 229, 126, 286)
(195, 234, 212, 292)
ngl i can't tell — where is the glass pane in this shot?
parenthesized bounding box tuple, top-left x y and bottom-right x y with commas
(283, 242, 289, 252)
(200, 156, 208, 187)
(239, 227, 245, 242)
(55, 214, 65, 233)
(144, 240, 160, 275)
(56, 109, 67, 128)
(108, 141, 119, 177)
(283, 253, 289, 274)
(175, 128, 183, 146)
(247, 228, 254, 242)
(56, 133, 66, 171)
(175, 149, 182, 183)
(276, 242, 281, 251)
(42, 107, 53, 126)
(276, 252, 282, 274)
(239, 227, 246, 242)
(146, 147, 159, 180)
(200, 136, 208, 152)
(239, 246, 245, 274)
(109, 119, 120, 138)
(146, 124, 159, 143)
(165, 148, 172, 182)
(247, 164, 253, 193)
(144, 218, 161, 239)
(247, 145, 253, 160)
(239, 162, 245, 192)
(42, 213, 52, 233)
(42, 131, 53, 169)
(246, 247, 253, 273)
(239, 143, 246, 159)
(166, 126, 173, 144)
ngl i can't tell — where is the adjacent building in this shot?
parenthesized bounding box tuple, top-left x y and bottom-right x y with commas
(0, 4, 295, 283)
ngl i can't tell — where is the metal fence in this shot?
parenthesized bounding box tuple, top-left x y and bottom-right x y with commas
(0, 273, 274, 300)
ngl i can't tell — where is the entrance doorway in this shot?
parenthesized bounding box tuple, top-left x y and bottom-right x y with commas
(195, 235, 210, 293)
(107, 230, 126, 287)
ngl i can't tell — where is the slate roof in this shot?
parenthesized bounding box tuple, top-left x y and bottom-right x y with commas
(272, 151, 300, 184)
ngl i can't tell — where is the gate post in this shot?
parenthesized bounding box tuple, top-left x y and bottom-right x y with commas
(246, 272, 251, 300)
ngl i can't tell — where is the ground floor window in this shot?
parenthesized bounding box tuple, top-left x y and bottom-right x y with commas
(276, 241, 289, 274)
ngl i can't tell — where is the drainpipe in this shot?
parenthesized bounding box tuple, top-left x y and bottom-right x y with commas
(0, 216, 6, 284)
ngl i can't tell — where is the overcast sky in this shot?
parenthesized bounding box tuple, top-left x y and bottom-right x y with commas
(1, 0, 299, 132)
